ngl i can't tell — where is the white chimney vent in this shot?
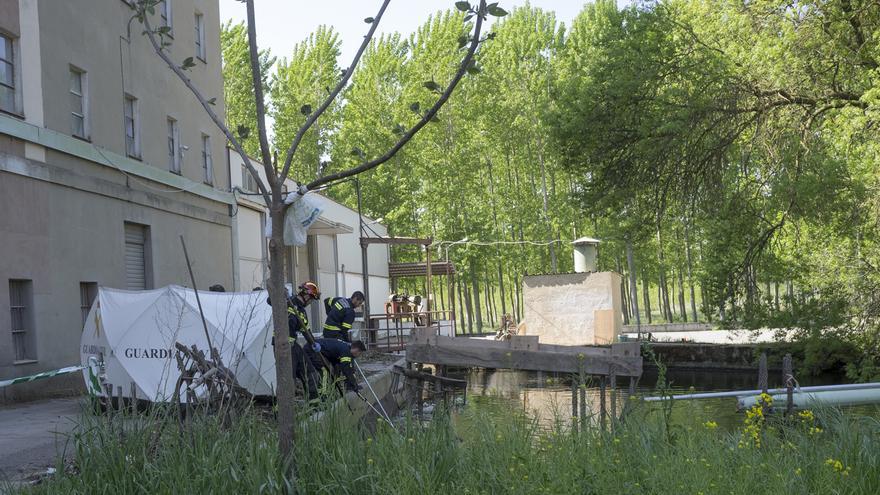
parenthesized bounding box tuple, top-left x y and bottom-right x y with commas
(571, 237, 600, 273)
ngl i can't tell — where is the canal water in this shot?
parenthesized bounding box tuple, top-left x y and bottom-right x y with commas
(447, 367, 877, 430)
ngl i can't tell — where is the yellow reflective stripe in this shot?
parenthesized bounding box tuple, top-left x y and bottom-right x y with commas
(287, 307, 295, 315)
(341, 322, 352, 329)
(334, 302, 343, 310)
(287, 337, 295, 343)
(323, 324, 340, 330)
(340, 357, 352, 363)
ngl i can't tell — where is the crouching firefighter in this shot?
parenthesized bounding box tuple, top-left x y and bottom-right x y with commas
(307, 338, 366, 392)
(322, 291, 364, 342)
(267, 281, 322, 402)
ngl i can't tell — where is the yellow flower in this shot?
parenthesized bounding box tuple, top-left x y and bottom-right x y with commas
(367, 458, 374, 465)
(613, 438, 621, 444)
(703, 421, 718, 430)
(795, 468, 801, 475)
(825, 458, 848, 473)
(408, 438, 415, 443)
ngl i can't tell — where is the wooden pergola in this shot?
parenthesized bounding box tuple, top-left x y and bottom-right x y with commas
(388, 260, 456, 324)
(360, 236, 435, 325)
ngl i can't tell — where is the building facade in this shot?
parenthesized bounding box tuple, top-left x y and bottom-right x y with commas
(0, 0, 234, 402)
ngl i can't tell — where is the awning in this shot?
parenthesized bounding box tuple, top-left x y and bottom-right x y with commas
(308, 217, 353, 235)
(389, 261, 456, 278)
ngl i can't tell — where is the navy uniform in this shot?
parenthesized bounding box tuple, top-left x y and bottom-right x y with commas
(307, 338, 360, 391)
(322, 296, 357, 342)
(267, 295, 319, 401)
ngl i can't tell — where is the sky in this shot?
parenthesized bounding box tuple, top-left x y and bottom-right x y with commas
(218, 1, 589, 62)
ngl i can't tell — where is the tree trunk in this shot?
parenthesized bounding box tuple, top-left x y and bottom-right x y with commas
(617, 258, 630, 325)
(535, 136, 557, 273)
(670, 270, 678, 320)
(438, 275, 446, 312)
(677, 266, 687, 322)
(656, 284, 663, 322)
(471, 265, 483, 333)
(657, 227, 672, 322)
(684, 221, 698, 322)
(514, 271, 523, 322)
(626, 241, 641, 335)
(643, 272, 652, 325)
(457, 276, 466, 332)
(498, 263, 507, 317)
(774, 282, 780, 312)
(268, 209, 296, 473)
(464, 277, 474, 334)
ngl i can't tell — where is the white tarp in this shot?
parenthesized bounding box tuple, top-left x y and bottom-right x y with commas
(80, 286, 277, 402)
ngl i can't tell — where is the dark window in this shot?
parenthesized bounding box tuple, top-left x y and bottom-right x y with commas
(9, 279, 35, 362)
(80, 282, 98, 328)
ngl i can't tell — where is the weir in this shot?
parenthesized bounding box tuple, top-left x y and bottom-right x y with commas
(406, 329, 642, 377)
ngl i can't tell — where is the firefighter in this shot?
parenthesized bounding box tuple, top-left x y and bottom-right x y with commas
(322, 291, 364, 342)
(307, 338, 366, 392)
(267, 281, 322, 401)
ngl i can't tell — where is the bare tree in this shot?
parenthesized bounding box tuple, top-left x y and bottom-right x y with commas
(130, 0, 499, 480)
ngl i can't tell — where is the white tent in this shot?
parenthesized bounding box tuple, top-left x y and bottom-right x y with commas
(80, 286, 277, 402)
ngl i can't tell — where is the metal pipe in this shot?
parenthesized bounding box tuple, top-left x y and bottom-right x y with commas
(738, 388, 880, 411)
(643, 382, 880, 402)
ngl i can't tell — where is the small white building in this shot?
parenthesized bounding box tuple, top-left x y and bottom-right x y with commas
(227, 150, 390, 329)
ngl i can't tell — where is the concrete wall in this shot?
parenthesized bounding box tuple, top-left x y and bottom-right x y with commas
(35, 0, 228, 189)
(521, 272, 622, 346)
(0, 0, 234, 402)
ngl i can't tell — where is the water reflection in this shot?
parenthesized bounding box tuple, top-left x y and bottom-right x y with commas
(448, 368, 873, 430)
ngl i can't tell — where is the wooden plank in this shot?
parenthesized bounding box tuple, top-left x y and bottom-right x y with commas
(611, 342, 640, 358)
(445, 336, 613, 358)
(406, 342, 642, 376)
(509, 335, 539, 351)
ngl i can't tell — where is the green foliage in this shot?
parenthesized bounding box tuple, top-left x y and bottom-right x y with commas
(25, 400, 880, 494)
(220, 21, 274, 158)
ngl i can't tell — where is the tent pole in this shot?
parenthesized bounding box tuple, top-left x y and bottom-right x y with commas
(180, 236, 216, 358)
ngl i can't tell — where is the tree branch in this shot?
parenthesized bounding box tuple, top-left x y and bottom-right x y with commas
(304, 0, 488, 192)
(139, 4, 271, 204)
(279, 0, 393, 181)
(245, 0, 278, 193)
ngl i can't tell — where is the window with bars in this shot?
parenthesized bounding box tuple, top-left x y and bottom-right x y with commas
(194, 13, 205, 60)
(80, 282, 98, 328)
(124, 94, 139, 158)
(201, 134, 213, 185)
(167, 117, 180, 174)
(0, 34, 16, 114)
(9, 279, 35, 362)
(70, 67, 87, 139)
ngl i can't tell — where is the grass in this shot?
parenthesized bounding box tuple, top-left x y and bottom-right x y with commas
(14, 395, 880, 494)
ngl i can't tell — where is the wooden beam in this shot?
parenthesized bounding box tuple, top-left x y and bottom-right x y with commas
(392, 365, 467, 387)
(406, 339, 642, 376)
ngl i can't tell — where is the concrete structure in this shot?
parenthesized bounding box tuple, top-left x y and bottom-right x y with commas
(520, 272, 623, 346)
(228, 150, 390, 332)
(1, 0, 232, 402)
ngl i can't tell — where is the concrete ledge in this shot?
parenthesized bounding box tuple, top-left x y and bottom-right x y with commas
(312, 358, 407, 430)
(0, 114, 234, 206)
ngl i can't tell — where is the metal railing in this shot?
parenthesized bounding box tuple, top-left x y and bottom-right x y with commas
(361, 310, 456, 352)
